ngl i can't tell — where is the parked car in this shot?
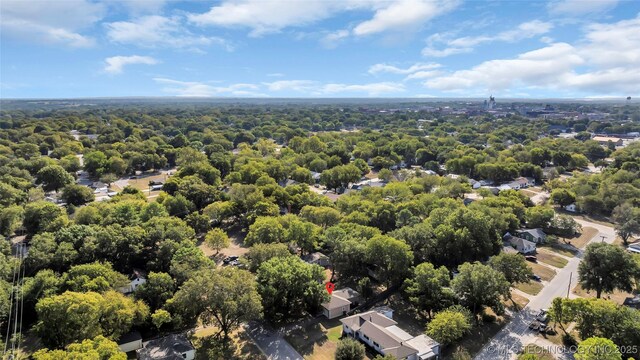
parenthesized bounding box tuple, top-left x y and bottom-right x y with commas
(531, 274, 542, 282)
(536, 309, 549, 323)
(223, 256, 239, 264)
(529, 321, 540, 331)
(525, 255, 537, 263)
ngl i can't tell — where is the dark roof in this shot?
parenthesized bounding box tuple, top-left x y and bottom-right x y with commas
(118, 331, 142, 345)
(137, 333, 194, 360)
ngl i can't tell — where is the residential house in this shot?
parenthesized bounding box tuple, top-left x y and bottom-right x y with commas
(514, 177, 535, 188)
(340, 310, 440, 360)
(119, 269, 147, 294)
(507, 236, 536, 254)
(468, 179, 481, 189)
(564, 203, 578, 213)
(117, 331, 143, 353)
(516, 228, 547, 244)
(302, 252, 331, 268)
(322, 288, 361, 319)
(137, 333, 195, 360)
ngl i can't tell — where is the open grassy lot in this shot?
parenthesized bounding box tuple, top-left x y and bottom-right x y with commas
(284, 318, 346, 360)
(573, 284, 637, 305)
(516, 281, 544, 296)
(519, 189, 538, 198)
(528, 262, 556, 282)
(565, 227, 598, 249)
(539, 244, 577, 257)
(443, 318, 507, 358)
(535, 249, 568, 268)
(505, 290, 530, 310)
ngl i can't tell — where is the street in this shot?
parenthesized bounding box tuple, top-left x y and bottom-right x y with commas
(474, 219, 616, 360)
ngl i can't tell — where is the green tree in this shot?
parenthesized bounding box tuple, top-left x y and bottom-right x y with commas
(550, 188, 576, 207)
(451, 262, 510, 317)
(488, 253, 533, 286)
(135, 272, 175, 311)
(246, 243, 292, 272)
(169, 267, 262, 340)
(83, 151, 108, 177)
(365, 235, 413, 286)
(99, 173, 118, 188)
(378, 168, 393, 182)
(23, 201, 66, 235)
(245, 216, 287, 246)
(611, 203, 640, 246)
(426, 306, 473, 345)
(578, 243, 638, 298)
(36, 165, 74, 192)
(60, 184, 95, 206)
(151, 309, 172, 331)
(33, 336, 126, 360)
(335, 338, 365, 360)
(256, 256, 327, 320)
(205, 228, 231, 255)
(404, 262, 455, 318)
(299, 206, 341, 228)
(63, 262, 128, 292)
(575, 337, 622, 360)
(0, 205, 24, 237)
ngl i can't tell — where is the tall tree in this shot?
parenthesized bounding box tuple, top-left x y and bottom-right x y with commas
(404, 262, 455, 318)
(611, 203, 640, 246)
(426, 306, 473, 345)
(335, 338, 365, 360)
(365, 235, 413, 287)
(488, 253, 533, 286)
(36, 165, 74, 192)
(33, 336, 126, 360)
(451, 262, 510, 317)
(170, 267, 262, 340)
(578, 242, 638, 298)
(575, 337, 622, 360)
(204, 228, 231, 255)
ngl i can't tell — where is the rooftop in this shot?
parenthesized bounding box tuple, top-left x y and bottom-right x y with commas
(137, 333, 194, 360)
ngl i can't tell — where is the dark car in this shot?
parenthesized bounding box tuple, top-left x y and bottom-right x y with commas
(529, 321, 540, 330)
(525, 255, 537, 263)
(223, 256, 239, 264)
(536, 309, 549, 323)
(531, 274, 542, 282)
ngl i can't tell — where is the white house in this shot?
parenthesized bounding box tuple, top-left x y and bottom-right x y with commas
(119, 269, 147, 294)
(508, 236, 536, 254)
(564, 203, 578, 213)
(322, 288, 361, 319)
(340, 309, 440, 360)
(117, 331, 142, 353)
(137, 333, 195, 360)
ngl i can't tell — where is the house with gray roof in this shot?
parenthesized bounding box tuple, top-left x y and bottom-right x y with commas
(137, 333, 195, 360)
(340, 310, 440, 359)
(516, 228, 547, 244)
(322, 287, 361, 319)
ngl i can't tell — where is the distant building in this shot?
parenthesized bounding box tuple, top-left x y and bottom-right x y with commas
(302, 252, 331, 268)
(119, 269, 147, 294)
(137, 333, 195, 360)
(564, 203, 578, 213)
(592, 136, 623, 146)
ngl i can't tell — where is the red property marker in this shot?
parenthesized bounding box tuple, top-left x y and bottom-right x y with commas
(325, 282, 335, 295)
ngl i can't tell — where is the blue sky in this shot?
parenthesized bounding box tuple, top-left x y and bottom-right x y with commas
(1, 0, 639, 98)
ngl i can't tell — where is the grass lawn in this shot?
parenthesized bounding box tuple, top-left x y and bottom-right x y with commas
(519, 344, 555, 360)
(538, 244, 577, 257)
(572, 284, 636, 305)
(516, 281, 544, 296)
(505, 290, 530, 311)
(528, 262, 556, 282)
(519, 189, 538, 198)
(535, 250, 568, 268)
(564, 227, 598, 249)
(284, 318, 345, 360)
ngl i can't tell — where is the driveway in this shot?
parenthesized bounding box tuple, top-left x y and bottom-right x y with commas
(245, 322, 303, 360)
(474, 218, 616, 360)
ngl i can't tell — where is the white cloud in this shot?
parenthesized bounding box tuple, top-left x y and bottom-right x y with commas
(321, 30, 350, 48)
(188, 0, 346, 37)
(369, 62, 441, 75)
(405, 70, 442, 80)
(424, 14, 640, 95)
(263, 80, 318, 92)
(106, 15, 233, 51)
(104, 55, 159, 74)
(423, 20, 553, 57)
(320, 82, 406, 96)
(353, 0, 460, 36)
(548, 0, 619, 15)
(188, 0, 458, 38)
(0, 0, 104, 47)
(154, 78, 266, 97)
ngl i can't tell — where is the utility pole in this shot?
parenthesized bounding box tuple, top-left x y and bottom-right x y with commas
(600, 235, 606, 243)
(567, 272, 572, 299)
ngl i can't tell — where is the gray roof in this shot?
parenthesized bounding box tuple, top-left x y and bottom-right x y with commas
(517, 228, 546, 238)
(341, 311, 396, 331)
(117, 331, 142, 345)
(137, 334, 194, 360)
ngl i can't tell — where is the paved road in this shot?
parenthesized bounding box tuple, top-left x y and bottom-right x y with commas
(474, 219, 616, 360)
(245, 321, 303, 360)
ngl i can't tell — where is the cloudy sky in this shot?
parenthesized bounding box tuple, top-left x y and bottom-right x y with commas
(1, 0, 639, 98)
